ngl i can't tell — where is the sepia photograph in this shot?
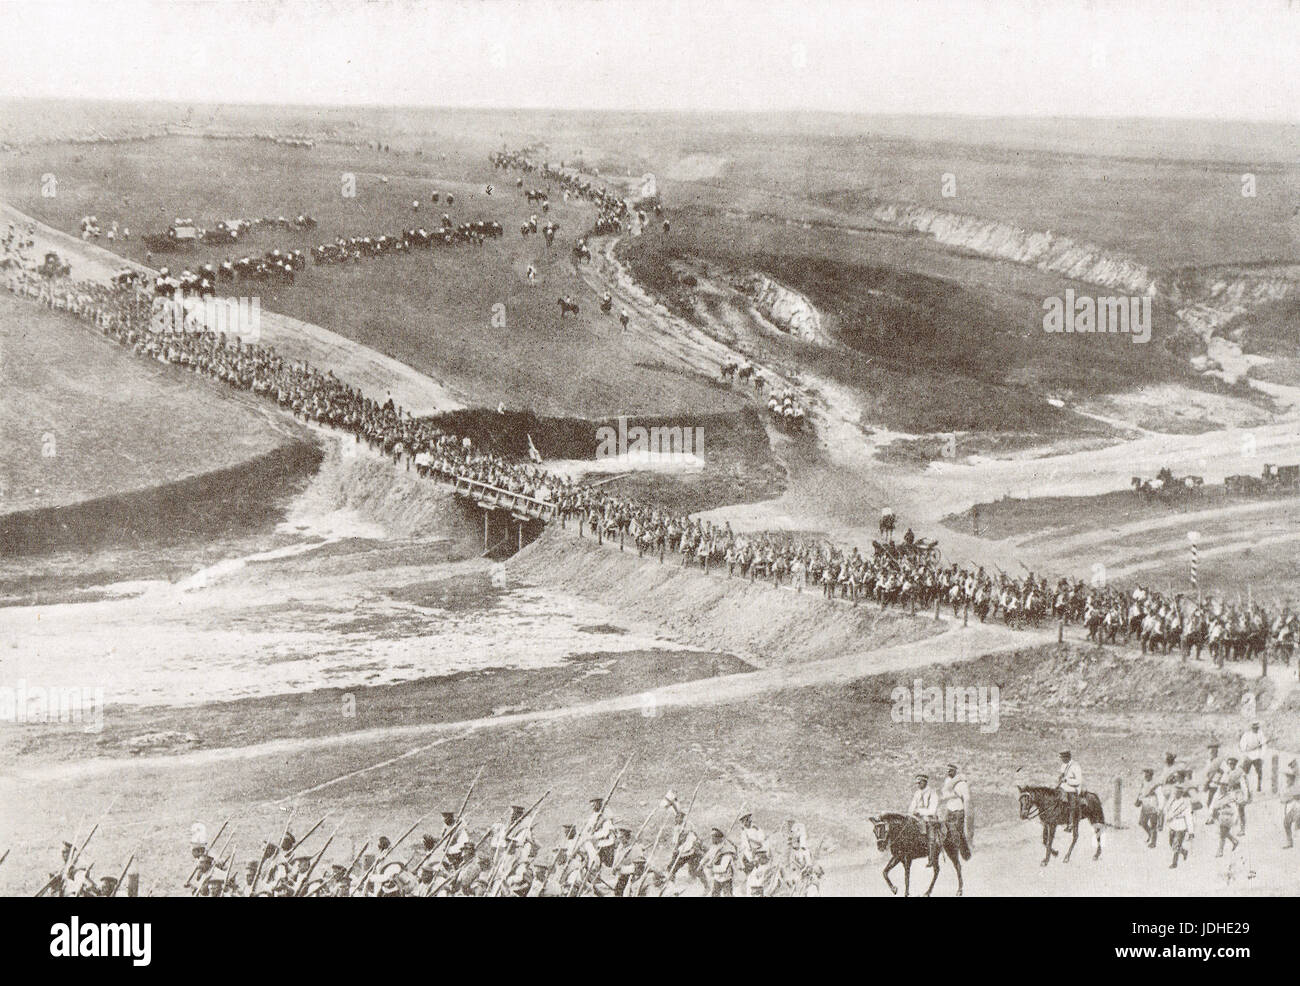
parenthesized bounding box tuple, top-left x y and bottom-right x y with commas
(0, 0, 1297, 956)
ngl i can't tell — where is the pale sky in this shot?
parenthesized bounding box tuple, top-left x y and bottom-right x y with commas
(1, 0, 1297, 119)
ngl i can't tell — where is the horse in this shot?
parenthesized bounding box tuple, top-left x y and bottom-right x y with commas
(557, 297, 580, 318)
(719, 362, 738, 381)
(1017, 785, 1105, 866)
(870, 813, 963, 897)
(879, 511, 896, 540)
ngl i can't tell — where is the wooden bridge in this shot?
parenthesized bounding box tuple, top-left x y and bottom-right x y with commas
(431, 469, 558, 554)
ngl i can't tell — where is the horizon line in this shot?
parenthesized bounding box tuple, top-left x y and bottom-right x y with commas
(3, 95, 1298, 127)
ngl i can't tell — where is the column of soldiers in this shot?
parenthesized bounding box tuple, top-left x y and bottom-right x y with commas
(30, 787, 825, 897)
(1133, 727, 1299, 870)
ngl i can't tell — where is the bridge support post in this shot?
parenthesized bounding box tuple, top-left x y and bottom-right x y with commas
(1059, 620, 1064, 644)
(1112, 777, 1123, 828)
(518, 521, 523, 554)
(483, 510, 489, 550)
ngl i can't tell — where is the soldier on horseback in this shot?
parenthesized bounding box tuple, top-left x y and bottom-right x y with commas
(1058, 750, 1082, 839)
(908, 773, 941, 869)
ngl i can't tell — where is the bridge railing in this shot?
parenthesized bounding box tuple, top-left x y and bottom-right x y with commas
(429, 467, 558, 522)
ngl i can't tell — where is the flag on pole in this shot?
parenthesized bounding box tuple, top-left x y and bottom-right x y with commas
(526, 434, 542, 464)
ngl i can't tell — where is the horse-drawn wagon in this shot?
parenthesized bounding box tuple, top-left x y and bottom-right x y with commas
(1226, 464, 1300, 496)
(872, 537, 939, 565)
(167, 221, 199, 248)
(1262, 463, 1300, 491)
(1131, 466, 1203, 498)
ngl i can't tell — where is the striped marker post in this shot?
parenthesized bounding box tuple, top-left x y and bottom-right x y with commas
(1188, 531, 1200, 601)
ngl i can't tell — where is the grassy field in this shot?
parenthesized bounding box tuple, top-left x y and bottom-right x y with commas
(0, 134, 743, 418)
(0, 292, 309, 516)
(615, 209, 1274, 435)
(636, 116, 1300, 270)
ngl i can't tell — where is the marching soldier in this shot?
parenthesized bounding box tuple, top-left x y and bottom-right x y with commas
(704, 827, 737, 897)
(737, 811, 769, 874)
(667, 806, 706, 888)
(454, 842, 489, 896)
(785, 820, 822, 896)
(40, 841, 76, 897)
(440, 810, 468, 855)
(1200, 739, 1225, 820)
(323, 862, 352, 897)
(908, 773, 941, 869)
(1165, 784, 1194, 869)
(1219, 756, 1250, 836)
(185, 853, 216, 895)
(506, 807, 538, 865)
(239, 859, 260, 896)
(745, 848, 778, 897)
(1281, 760, 1299, 850)
(1136, 767, 1165, 849)
(557, 823, 580, 866)
(1238, 722, 1267, 793)
(612, 826, 646, 896)
(584, 797, 617, 867)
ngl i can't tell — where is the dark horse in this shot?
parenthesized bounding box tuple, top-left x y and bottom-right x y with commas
(1017, 785, 1105, 866)
(870, 813, 963, 897)
(557, 297, 580, 318)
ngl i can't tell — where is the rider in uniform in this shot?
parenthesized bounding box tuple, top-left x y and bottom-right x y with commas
(1057, 750, 1082, 839)
(908, 773, 941, 869)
